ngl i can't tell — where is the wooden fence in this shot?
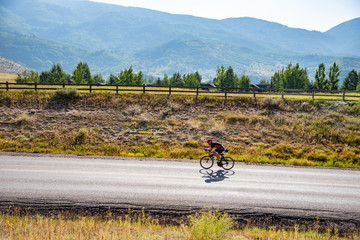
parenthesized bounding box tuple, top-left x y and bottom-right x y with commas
(1, 82, 360, 101)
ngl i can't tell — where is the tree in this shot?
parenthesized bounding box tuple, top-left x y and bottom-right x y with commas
(83, 62, 91, 84)
(108, 74, 118, 85)
(134, 71, 144, 85)
(223, 66, 236, 88)
(236, 74, 251, 91)
(328, 62, 341, 90)
(213, 66, 226, 86)
(73, 62, 91, 84)
(16, 70, 39, 83)
(259, 79, 270, 85)
(163, 74, 169, 86)
(341, 69, 358, 90)
(39, 71, 50, 84)
(183, 72, 202, 87)
(271, 70, 285, 89)
(38, 64, 67, 84)
(92, 73, 105, 84)
(313, 63, 327, 90)
(213, 66, 238, 90)
(170, 72, 183, 87)
(154, 77, 162, 86)
(115, 67, 144, 85)
(271, 63, 309, 89)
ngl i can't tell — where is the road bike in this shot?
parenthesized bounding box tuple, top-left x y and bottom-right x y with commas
(200, 150, 235, 170)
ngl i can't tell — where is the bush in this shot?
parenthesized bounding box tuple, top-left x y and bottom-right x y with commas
(185, 140, 199, 148)
(188, 209, 234, 240)
(54, 88, 80, 99)
(74, 128, 88, 145)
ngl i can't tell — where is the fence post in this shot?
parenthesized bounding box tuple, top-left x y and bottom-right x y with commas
(116, 85, 118, 94)
(34, 82, 37, 91)
(196, 87, 199, 99)
(343, 91, 346, 101)
(225, 88, 228, 102)
(169, 85, 171, 96)
(63, 83, 65, 88)
(312, 90, 315, 100)
(281, 89, 284, 99)
(89, 84, 92, 93)
(6, 81, 9, 91)
(143, 84, 146, 94)
(252, 88, 256, 99)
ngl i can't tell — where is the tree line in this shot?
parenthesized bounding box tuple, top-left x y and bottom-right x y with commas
(270, 62, 360, 91)
(15, 61, 360, 91)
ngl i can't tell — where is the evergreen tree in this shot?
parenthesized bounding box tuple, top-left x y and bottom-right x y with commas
(259, 79, 270, 85)
(108, 74, 118, 85)
(341, 69, 358, 90)
(328, 62, 341, 90)
(83, 62, 91, 84)
(48, 64, 66, 84)
(271, 70, 285, 89)
(223, 66, 236, 88)
(118, 67, 133, 85)
(134, 71, 144, 85)
(194, 71, 202, 84)
(39, 71, 50, 84)
(92, 73, 105, 84)
(155, 77, 162, 86)
(313, 63, 327, 90)
(237, 74, 251, 92)
(163, 74, 169, 86)
(72, 62, 88, 84)
(170, 72, 183, 87)
(183, 72, 202, 87)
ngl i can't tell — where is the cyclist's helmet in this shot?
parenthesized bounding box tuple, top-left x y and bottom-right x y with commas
(207, 139, 213, 144)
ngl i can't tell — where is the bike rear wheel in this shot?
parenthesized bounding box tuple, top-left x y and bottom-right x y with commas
(221, 156, 235, 170)
(200, 156, 214, 169)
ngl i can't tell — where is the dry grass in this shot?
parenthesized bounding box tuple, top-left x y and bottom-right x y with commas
(0, 73, 17, 83)
(0, 210, 357, 240)
(0, 91, 359, 168)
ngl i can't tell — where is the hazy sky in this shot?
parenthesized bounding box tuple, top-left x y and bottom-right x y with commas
(92, 0, 360, 32)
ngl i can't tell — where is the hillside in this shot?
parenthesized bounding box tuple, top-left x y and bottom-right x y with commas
(0, 56, 27, 74)
(0, 0, 359, 82)
(0, 91, 359, 168)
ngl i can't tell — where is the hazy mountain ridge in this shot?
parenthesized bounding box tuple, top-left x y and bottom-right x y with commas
(0, 0, 359, 82)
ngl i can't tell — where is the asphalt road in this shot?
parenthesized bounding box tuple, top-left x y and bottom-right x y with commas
(0, 153, 359, 226)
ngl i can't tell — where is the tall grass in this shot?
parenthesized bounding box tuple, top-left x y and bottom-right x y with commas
(188, 209, 234, 240)
(1, 209, 358, 240)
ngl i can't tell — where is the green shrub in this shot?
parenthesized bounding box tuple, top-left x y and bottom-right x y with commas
(74, 128, 88, 145)
(188, 209, 234, 240)
(185, 140, 199, 148)
(55, 88, 80, 99)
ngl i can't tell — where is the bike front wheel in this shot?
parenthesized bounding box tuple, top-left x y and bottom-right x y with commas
(200, 156, 214, 169)
(221, 157, 235, 170)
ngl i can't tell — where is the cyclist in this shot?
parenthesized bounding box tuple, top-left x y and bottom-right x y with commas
(205, 139, 226, 161)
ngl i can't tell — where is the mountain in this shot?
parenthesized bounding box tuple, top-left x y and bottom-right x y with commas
(326, 18, 360, 56)
(0, 0, 359, 82)
(0, 56, 28, 74)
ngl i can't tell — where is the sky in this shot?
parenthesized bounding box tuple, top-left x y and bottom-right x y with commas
(91, 0, 360, 32)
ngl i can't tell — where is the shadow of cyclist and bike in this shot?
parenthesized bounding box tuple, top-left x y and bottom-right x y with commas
(199, 169, 235, 183)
